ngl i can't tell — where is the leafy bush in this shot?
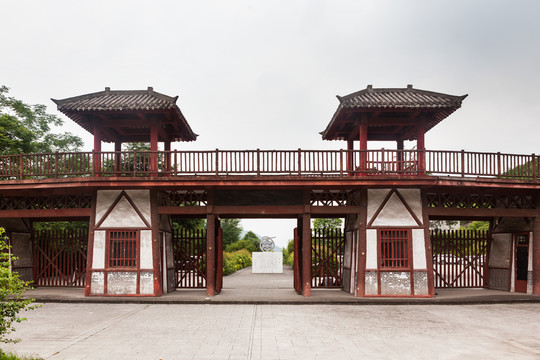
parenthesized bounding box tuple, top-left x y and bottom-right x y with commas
(225, 239, 258, 253)
(223, 249, 252, 276)
(0, 349, 43, 360)
(0, 228, 37, 343)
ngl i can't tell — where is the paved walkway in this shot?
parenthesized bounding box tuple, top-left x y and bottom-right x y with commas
(24, 266, 540, 305)
(3, 303, 540, 359)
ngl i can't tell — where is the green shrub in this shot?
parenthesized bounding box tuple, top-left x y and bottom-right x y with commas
(225, 239, 258, 253)
(0, 349, 43, 360)
(223, 249, 252, 276)
(0, 228, 37, 344)
(287, 251, 294, 266)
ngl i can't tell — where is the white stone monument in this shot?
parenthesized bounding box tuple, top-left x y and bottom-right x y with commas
(252, 236, 283, 273)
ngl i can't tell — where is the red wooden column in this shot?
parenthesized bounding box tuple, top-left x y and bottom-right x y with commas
(397, 139, 404, 172)
(421, 190, 435, 296)
(150, 119, 159, 177)
(114, 141, 121, 175)
(206, 213, 216, 296)
(533, 196, 540, 295)
(359, 119, 368, 174)
(417, 119, 426, 174)
(93, 126, 102, 177)
(356, 189, 367, 297)
(164, 141, 171, 175)
(150, 190, 162, 296)
(347, 140, 354, 176)
(302, 212, 311, 296)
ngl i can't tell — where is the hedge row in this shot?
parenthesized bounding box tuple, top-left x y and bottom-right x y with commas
(223, 249, 252, 276)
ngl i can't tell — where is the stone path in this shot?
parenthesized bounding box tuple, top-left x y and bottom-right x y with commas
(3, 303, 540, 359)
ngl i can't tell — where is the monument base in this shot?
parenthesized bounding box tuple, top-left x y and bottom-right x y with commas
(252, 252, 283, 273)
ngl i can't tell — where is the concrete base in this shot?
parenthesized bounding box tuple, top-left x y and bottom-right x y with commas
(252, 252, 283, 273)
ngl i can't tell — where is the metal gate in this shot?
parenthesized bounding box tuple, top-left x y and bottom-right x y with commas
(33, 228, 88, 287)
(311, 228, 345, 288)
(431, 229, 490, 288)
(173, 228, 206, 288)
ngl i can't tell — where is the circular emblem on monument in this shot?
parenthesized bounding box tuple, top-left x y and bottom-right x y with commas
(259, 236, 275, 252)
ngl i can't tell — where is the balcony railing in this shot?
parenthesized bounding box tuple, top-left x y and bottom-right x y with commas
(0, 149, 537, 181)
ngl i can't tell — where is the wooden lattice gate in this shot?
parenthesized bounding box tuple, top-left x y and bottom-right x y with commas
(33, 228, 88, 287)
(173, 228, 207, 288)
(431, 229, 490, 288)
(311, 228, 345, 288)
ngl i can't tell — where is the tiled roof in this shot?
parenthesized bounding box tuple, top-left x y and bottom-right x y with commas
(53, 87, 177, 112)
(338, 85, 467, 109)
(321, 85, 467, 141)
(52, 87, 197, 142)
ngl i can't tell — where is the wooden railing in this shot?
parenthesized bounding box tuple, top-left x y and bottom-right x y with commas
(0, 149, 538, 181)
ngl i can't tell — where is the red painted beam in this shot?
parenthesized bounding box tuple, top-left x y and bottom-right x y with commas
(0, 209, 91, 218)
(425, 207, 537, 218)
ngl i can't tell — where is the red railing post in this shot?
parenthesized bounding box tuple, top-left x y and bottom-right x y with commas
(381, 148, 386, 175)
(339, 149, 343, 176)
(133, 150, 137, 176)
(256, 149, 260, 176)
(497, 152, 501, 178)
(19, 153, 24, 179)
(418, 149, 426, 175)
(532, 153, 536, 181)
(173, 149, 178, 176)
(297, 149, 302, 176)
(460, 150, 465, 177)
(215, 149, 219, 175)
(54, 151, 59, 178)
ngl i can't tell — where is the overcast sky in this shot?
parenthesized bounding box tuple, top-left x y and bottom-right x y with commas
(2, 1, 540, 247)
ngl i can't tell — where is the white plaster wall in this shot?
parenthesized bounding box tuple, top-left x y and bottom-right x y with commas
(92, 230, 106, 269)
(366, 229, 378, 269)
(139, 271, 154, 294)
(125, 190, 151, 224)
(95, 190, 121, 224)
(412, 228, 427, 269)
(398, 189, 422, 222)
(528, 232, 533, 294)
(372, 192, 417, 226)
(100, 197, 147, 228)
(90, 272, 104, 294)
(252, 252, 283, 273)
(367, 189, 389, 222)
(140, 230, 153, 269)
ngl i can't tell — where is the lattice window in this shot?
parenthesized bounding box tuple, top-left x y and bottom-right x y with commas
(108, 230, 138, 268)
(380, 229, 409, 269)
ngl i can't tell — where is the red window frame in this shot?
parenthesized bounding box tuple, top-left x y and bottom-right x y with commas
(107, 230, 138, 269)
(379, 229, 410, 269)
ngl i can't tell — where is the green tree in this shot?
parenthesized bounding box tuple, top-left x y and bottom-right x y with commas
(312, 218, 343, 231)
(221, 219, 242, 247)
(0, 86, 82, 155)
(241, 231, 260, 250)
(172, 218, 206, 232)
(0, 228, 37, 343)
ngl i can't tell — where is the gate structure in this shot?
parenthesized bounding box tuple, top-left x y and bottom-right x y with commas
(173, 228, 207, 288)
(32, 228, 88, 287)
(431, 229, 490, 288)
(311, 228, 345, 288)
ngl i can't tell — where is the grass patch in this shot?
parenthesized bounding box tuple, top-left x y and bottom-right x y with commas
(0, 350, 43, 360)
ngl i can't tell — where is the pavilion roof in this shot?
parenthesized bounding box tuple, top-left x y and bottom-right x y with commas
(52, 87, 197, 143)
(321, 85, 467, 141)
